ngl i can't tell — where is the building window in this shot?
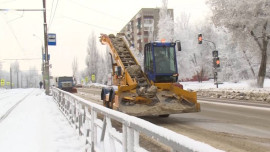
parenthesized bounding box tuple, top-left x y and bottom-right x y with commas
(144, 38, 148, 43)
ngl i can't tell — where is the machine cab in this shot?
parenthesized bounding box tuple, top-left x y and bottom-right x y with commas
(144, 42, 179, 83)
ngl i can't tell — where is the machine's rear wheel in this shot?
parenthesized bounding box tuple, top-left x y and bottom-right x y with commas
(103, 100, 113, 109)
(159, 114, 170, 117)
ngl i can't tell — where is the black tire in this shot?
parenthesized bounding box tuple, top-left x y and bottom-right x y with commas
(159, 114, 170, 117)
(103, 100, 106, 106)
(105, 101, 110, 108)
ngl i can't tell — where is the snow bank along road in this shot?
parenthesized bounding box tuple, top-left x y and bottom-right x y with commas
(77, 87, 270, 152)
(0, 89, 83, 152)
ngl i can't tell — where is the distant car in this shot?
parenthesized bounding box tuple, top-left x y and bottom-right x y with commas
(75, 84, 83, 88)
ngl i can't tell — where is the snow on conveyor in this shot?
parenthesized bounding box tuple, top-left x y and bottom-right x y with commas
(0, 89, 84, 152)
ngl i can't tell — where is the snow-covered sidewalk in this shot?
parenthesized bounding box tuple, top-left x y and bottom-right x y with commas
(0, 89, 84, 152)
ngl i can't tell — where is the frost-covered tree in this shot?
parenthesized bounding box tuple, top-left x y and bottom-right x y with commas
(85, 32, 98, 82)
(157, 0, 174, 41)
(79, 70, 87, 85)
(207, 0, 270, 87)
(72, 57, 78, 84)
(11, 61, 20, 88)
(174, 14, 215, 81)
(174, 13, 195, 80)
(85, 33, 112, 84)
(25, 67, 38, 88)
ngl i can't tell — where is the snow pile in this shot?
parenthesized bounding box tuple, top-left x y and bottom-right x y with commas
(181, 79, 270, 103)
(182, 79, 270, 91)
(85, 83, 107, 88)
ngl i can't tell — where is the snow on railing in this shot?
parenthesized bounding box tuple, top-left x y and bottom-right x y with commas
(52, 87, 223, 152)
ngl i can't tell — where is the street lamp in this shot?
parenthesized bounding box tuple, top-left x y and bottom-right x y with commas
(33, 34, 45, 89)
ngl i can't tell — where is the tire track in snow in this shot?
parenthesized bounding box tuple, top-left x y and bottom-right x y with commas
(0, 89, 36, 123)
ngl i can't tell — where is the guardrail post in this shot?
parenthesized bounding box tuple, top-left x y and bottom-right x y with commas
(72, 99, 76, 124)
(84, 107, 90, 145)
(66, 99, 70, 115)
(61, 92, 65, 111)
(91, 107, 96, 152)
(58, 90, 61, 105)
(134, 130, 139, 149)
(79, 105, 82, 135)
(122, 124, 128, 152)
(100, 117, 107, 142)
(75, 100, 79, 129)
(127, 127, 134, 152)
(106, 117, 116, 152)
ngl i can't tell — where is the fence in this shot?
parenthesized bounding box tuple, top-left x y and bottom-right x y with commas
(52, 87, 222, 152)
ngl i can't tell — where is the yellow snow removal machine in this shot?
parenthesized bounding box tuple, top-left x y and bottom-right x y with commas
(100, 34, 200, 117)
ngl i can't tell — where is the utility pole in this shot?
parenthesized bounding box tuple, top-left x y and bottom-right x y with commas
(42, 0, 50, 95)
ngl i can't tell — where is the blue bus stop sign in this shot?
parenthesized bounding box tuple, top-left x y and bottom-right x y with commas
(48, 33, 56, 45)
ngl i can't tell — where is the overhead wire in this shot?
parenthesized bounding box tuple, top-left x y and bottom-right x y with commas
(48, 0, 59, 31)
(0, 13, 25, 52)
(48, 0, 55, 29)
(62, 15, 118, 32)
(2, 58, 41, 60)
(66, 0, 127, 23)
(0, 0, 16, 5)
(7, 11, 24, 23)
(47, 0, 127, 32)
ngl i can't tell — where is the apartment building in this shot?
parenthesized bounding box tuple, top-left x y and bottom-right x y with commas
(120, 8, 174, 52)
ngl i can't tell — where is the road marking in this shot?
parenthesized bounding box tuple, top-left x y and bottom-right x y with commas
(199, 100, 270, 111)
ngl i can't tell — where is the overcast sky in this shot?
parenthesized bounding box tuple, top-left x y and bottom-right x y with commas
(0, 0, 209, 77)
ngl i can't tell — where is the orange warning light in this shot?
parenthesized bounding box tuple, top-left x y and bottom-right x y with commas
(161, 39, 166, 43)
(198, 34, 202, 44)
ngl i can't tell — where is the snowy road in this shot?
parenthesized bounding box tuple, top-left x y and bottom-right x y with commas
(0, 89, 83, 152)
(144, 101, 270, 152)
(77, 86, 270, 152)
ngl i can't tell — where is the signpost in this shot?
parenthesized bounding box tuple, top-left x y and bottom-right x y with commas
(48, 33, 56, 46)
(91, 74, 95, 83)
(1, 79, 4, 86)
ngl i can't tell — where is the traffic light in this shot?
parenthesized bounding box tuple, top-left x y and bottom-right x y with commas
(198, 34, 202, 44)
(212, 50, 218, 57)
(213, 57, 220, 68)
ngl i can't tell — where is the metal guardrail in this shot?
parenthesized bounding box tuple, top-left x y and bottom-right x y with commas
(52, 87, 223, 152)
